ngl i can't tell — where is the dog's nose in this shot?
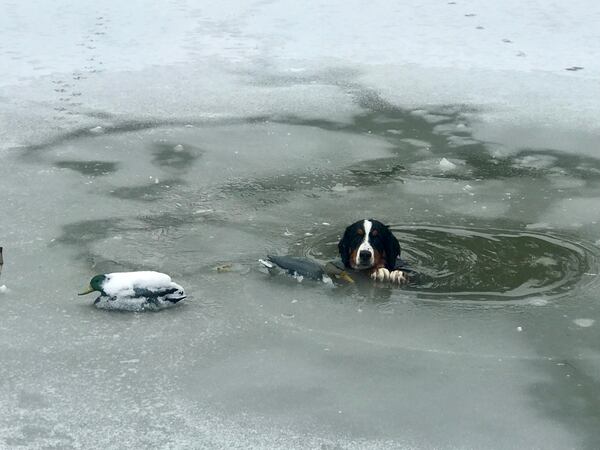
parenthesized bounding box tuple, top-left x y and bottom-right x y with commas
(359, 250, 372, 261)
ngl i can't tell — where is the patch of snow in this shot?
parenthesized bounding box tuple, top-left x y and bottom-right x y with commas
(573, 318, 595, 328)
(525, 223, 553, 230)
(533, 257, 558, 267)
(331, 184, 356, 192)
(102, 271, 173, 297)
(291, 273, 304, 283)
(258, 259, 274, 269)
(321, 275, 334, 286)
(400, 138, 431, 149)
(513, 155, 557, 170)
(528, 298, 549, 306)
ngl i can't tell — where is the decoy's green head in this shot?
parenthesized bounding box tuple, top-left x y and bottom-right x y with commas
(78, 274, 107, 295)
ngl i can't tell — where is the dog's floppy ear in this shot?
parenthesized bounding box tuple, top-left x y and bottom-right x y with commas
(382, 225, 401, 270)
(338, 228, 352, 269)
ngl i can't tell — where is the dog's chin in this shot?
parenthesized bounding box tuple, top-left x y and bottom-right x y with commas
(351, 261, 375, 270)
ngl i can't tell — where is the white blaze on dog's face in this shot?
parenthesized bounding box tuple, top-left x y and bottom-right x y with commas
(354, 219, 375, 269)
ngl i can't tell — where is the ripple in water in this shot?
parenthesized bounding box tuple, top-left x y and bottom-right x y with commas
(302, 225, 600, 304)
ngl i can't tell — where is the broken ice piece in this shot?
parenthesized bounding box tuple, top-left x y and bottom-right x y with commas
(439, 157, 457, 170)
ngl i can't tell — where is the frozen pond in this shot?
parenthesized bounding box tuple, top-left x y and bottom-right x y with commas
(1, 1, 600, 448)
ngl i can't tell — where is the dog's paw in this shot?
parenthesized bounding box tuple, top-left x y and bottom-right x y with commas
(370, 268, 408, 285)
(389, 270, 408, 285)
(370, 267, 390, 282)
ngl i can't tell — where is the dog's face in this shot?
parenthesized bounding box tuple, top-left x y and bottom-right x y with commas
(338, 219, 401, 271)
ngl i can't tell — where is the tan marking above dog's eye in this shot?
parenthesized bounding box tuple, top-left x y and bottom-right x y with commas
(371, 229, 378, 237)
(357, 229, 364, 236)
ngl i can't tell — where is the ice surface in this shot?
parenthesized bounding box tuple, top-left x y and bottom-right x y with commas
(1, 0, 600, 153)
(2, 0, 600, 448)
(540, 197, 600, 228)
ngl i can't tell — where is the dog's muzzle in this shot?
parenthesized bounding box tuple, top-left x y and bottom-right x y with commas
(357, 249, 374, 267)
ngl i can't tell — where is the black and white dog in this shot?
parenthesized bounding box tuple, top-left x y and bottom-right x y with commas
(338, 219, 408, 284)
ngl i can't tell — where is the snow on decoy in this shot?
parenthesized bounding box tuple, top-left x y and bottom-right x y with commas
(78, 271, 187, 311)
(259, 255, 354, 284)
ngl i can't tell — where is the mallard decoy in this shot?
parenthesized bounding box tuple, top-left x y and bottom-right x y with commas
(259, 255, 354, 284)
(78, 271, 186, 311)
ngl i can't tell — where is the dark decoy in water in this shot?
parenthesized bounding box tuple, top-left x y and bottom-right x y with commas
(259, 255, 354, 284)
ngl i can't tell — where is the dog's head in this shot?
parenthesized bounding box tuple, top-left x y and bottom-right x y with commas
(338, 219, 400, 271)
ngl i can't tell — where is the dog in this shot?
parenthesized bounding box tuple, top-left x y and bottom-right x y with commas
(338, 219, 408, 284)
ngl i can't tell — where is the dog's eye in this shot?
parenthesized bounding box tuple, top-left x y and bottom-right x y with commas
(371, 229, 378, 237)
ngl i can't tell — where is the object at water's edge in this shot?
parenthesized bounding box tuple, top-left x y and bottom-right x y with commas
(259, 255, 354, 284)
(215, 263, 233, 272)
(0, 247, 5, 293)
(78, 271, 186, 311)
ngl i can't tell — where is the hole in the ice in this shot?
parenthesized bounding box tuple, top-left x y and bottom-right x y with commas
(301, 225, 599, 303)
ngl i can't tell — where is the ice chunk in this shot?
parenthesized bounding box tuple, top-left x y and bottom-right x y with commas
(513, 155, 557, 169)
(331, 183, 356, 192)
(528, 298, 549, 306)
(525, 222, 553, 230)
(439, 157, 457, 170)
(573, 318, 595, 328)
(258, 258, 275, 269)
(0, 285, 7, 294)
(534, 256, 557, 266)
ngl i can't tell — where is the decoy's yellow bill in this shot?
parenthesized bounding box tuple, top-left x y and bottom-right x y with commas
(338, 272, 355, 283)
(78, 285, 95, 295)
